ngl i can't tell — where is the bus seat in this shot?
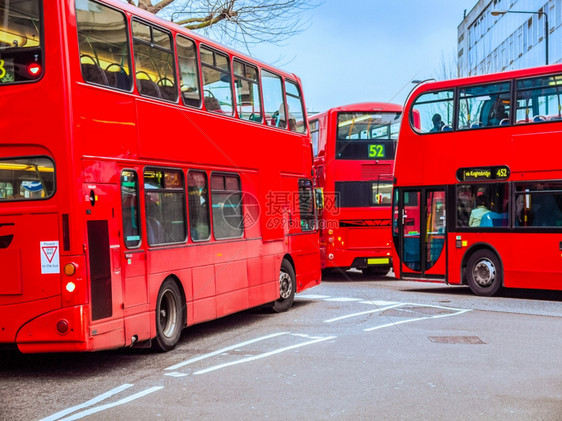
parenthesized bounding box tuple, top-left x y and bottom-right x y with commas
(105, 70, 131, 90)
(470, 122, 482, 128)
(81, 63, 108, 86)
(442, 125, 452, 131)
(479, 212, 508, 227)
(137, 78, 161, 98)
(499, 118, 509, 125)
(204, 96, 222, 112)
(479, 212, 493, 227)
(159, 85, 178, 101)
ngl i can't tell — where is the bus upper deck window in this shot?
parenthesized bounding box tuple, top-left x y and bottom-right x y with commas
(76, 0, 132, 91)
(0, 0, 43, 84)
(0, 157, 55, 201)
(411, 90, 454, 134)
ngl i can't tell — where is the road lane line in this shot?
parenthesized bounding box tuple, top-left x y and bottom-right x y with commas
(39, 384, 133, 421)
(58, 387, 163, 421)
(295, 294, 330, 299)
(164, 331, 290, 371)
(359, 300, 399, 306)
(323, 297, 362, 302)
(324, 303, 405, 323)
(363, 309, 472, 332)
(193, 336, 337, 375)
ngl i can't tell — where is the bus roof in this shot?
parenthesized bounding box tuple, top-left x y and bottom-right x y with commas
(407, 63, 562, 107)
(310, 102, 403, 120)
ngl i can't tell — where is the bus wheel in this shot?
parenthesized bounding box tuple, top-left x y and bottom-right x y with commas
(466, 249, 502, 297)
(268, 259, 296, 313)
(153, 279, 183, 352)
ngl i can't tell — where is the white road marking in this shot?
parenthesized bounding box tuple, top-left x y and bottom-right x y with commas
(323, 297, 362, 302)
(58, 387, 163, 421)
(324, 303, 405, 323)
(359, 300, 399, 306)
(295, 294, 331, 299)
(39, 384, 133, 421)
(164, 331, 290, 371)
(364, 306, 471, 332)
(193, 334, 337, 375)
(41, 296, 471, 420)
(164, 371, 189, 377)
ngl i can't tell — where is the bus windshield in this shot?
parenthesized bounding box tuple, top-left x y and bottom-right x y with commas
(0, 0, 43, 83)
(336, 111, 400, 160)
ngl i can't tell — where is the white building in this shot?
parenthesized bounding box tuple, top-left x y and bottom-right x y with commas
(458, 0, 562, 77)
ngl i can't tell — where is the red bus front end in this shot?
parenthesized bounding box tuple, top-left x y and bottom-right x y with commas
(393, 63, 562, 295)
(312, 103, 402, 276)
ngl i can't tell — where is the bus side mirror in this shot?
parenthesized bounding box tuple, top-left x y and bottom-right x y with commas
(315, 188, 324, 210)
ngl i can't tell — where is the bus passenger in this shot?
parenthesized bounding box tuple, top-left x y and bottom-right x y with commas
(489, 103, 508, 126)
(430, 113, 444, 132)
(469, 196, 490, 227)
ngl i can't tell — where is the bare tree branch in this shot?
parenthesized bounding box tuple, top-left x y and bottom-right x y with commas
(127, 0, 321, 50)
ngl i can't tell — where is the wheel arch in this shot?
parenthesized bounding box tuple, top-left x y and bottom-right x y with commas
(160, 274, 187, 327)
(461, 242, 504, 286)
(282, 253, 296, 274)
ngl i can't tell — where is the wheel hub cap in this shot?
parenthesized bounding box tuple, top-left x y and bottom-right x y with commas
(279, 271, 292, 299)
(473, 259, 496, 287)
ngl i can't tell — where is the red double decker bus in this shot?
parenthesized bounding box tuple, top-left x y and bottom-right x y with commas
(310, 103, 402, 276)
(393, 63, 562, 296)
(0, 0, 320, 353)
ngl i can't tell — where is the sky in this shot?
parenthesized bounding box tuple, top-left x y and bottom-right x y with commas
(247, 0, 478, 113)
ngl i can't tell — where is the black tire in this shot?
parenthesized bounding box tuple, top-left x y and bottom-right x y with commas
(153, 279, 184, 352)
(362, 267, 391, 277)
(466, 249, 503, 296)
(268, 259, 296, 313)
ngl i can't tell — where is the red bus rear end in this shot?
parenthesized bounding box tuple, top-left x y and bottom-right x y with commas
(0, 0, 320, 353)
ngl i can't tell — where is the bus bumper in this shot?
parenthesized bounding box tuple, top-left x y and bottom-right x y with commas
(16, 305, 90, 353)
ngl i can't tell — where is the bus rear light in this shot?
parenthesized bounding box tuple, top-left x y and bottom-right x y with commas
(65, 281, 76, 293)
(64, 263, 77, 276)
(328, 253, 334, 260)
(56, 320, 69, 335)
(328, 229, 334, 235)
(27, 63, 42, 76)
(328, 237, 334, 243)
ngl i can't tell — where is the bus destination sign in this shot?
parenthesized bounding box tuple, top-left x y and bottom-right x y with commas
(456, 165, 510, 182)
(367, 143, 385, 159)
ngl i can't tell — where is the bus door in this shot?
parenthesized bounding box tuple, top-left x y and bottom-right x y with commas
(119, 169, 150, 345)
(83, 182, 124, 343)
(395, 188, 447, 279)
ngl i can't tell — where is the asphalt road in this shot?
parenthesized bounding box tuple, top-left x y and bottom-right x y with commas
(1, 272, 561, 421)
